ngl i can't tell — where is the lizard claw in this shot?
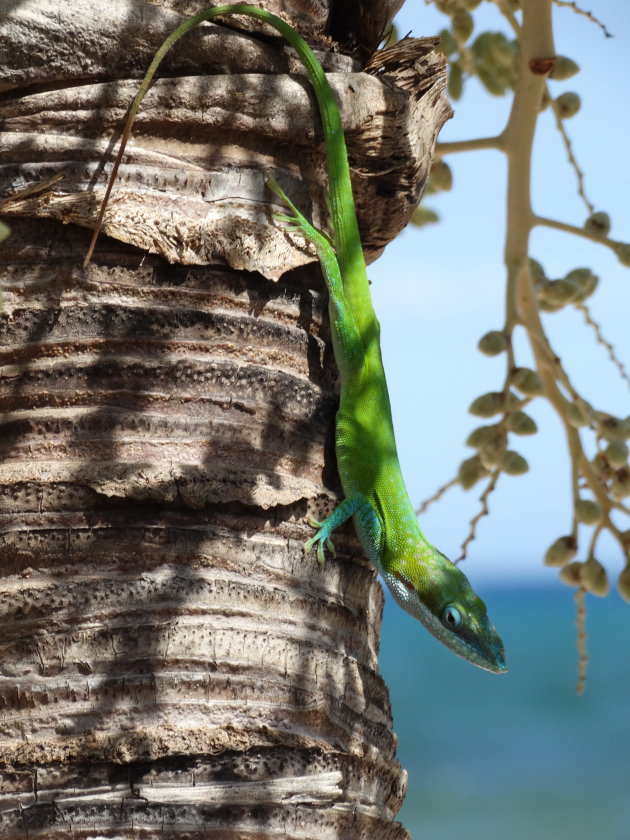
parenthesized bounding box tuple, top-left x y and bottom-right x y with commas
(316, 541, 326, 566)
(303, 518, 335, 564)
(313, 537, 335, 566)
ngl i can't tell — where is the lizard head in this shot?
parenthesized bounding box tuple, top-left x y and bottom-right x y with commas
(382, 548, 507, 673)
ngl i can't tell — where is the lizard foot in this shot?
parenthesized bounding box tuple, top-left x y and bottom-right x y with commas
(303, 521, 336, 565)
(301, 495, 367, 565)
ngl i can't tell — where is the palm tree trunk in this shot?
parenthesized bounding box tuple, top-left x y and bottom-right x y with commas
(0, 1, 450, 836)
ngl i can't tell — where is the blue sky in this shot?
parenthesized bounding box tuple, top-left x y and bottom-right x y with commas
(369, 1, 630, 583)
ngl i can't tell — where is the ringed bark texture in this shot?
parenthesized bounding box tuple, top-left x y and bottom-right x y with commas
(0, 220, 405, 838)
(0, 0, 450, 836)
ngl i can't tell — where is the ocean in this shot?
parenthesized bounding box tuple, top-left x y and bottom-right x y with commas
(379, 582, 630, 840)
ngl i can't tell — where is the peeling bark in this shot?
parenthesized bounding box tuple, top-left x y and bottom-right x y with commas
(1, 1, 450, 274)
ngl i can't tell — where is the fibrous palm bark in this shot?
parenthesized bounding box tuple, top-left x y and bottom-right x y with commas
(0, 1, 450, 836)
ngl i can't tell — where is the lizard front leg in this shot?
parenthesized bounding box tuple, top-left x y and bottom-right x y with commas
(303, 492, 383, 565)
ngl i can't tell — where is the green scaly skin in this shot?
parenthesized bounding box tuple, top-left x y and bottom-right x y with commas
(90, 4, 507, 673)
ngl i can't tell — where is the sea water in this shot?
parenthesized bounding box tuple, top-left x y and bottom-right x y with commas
(379, 582, 630, 840)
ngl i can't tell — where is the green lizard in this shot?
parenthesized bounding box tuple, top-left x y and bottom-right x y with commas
(86, 4, 507, 674)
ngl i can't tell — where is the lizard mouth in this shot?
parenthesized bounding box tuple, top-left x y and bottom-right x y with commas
(446, 612, 508, 674)
(468, 632, 508, 673)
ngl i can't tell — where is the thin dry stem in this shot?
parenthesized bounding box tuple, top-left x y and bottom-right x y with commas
(416, 476, 459, 515)
(574, 587, 588, 695)
(533, 214, 621, 252)
(586, 523, 602, 559)
(436, 136, 504, 155)
(458, 468, 500, 562)
(576, 303, 630, 389)
(548, 93, 595, 215)
(552, 0, 613, 38)
(570, 451, 580, 538)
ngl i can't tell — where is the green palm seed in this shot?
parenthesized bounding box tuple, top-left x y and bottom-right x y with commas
(611, 469, 630, 500)
(452, 10, 474, 42)
(469, 391, 520, 417)
(565, 268, 598, 302)
(596, 413, 626, 441)
(499, 450, 528, 475)
(538, 298, 563, 313)
(469, 392, 503, 417)
(559, 561, 583, 587)
(466, 425, 497, 449)
(512, 367, 544, 396)
(605, 440, 628, 468)
(567, 402, 590, 428)
(549, 56, 580, 80)
(437, 28, 458, 56)
(479, 431, 508, 469)
(584, 211, 611, 237)
(458, 455, 487, 490)
(615, 243, 630, 267)
(574, 499, 602, 525)
(539, 278, 579, 305)
(555, 91, 580, 118)
(411, 206, 439, 227)
(581, 558, 608, 597)
(544, 536, 577, 567)
(478, 330, 508, 356)
(506, 411, 537, 435)
(429, 160, 453, 191)
(617, 566, 630, 604)
(448, 61, 463, 100)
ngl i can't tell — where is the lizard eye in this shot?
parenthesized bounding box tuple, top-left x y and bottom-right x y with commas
(442, 605, 462, 629)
